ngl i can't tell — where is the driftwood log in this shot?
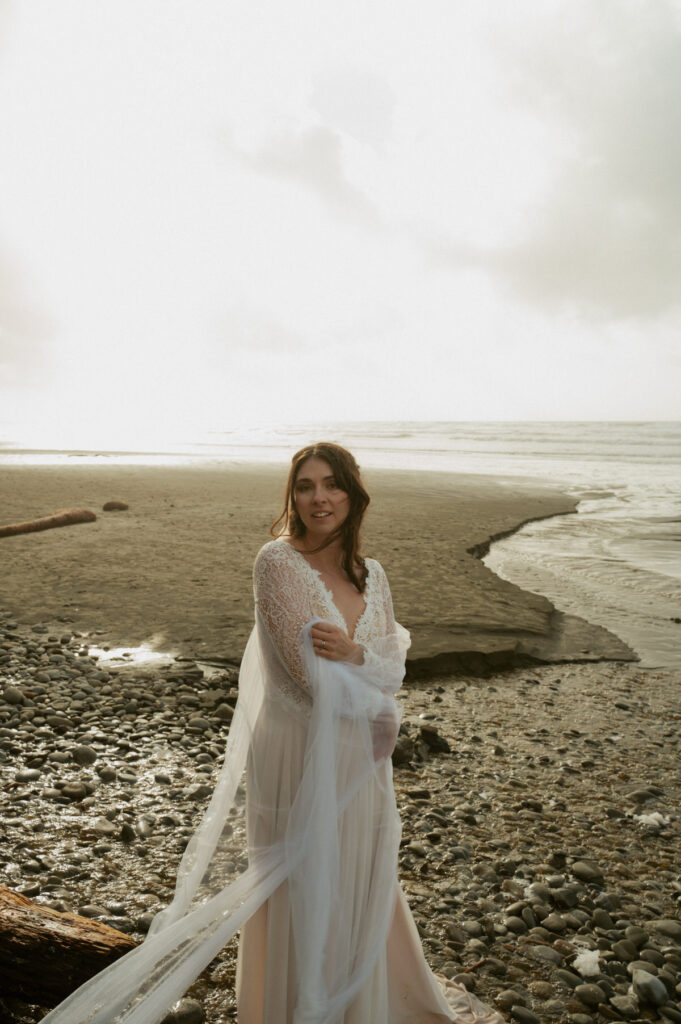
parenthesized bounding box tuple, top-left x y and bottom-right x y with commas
(0, 508, 96, 538)
(0, 885, 136, 1005)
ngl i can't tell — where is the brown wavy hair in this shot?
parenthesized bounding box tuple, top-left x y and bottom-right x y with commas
(270, 442, 370, 593)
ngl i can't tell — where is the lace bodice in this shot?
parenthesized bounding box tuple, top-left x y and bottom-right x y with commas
(252, 539, 400, 715)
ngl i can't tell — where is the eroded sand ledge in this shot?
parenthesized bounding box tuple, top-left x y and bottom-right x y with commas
(0, 463, 637, 673)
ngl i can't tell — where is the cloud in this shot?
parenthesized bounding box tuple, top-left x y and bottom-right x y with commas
(226, 124, 382, 228)
(311, 67, 396, 151)
(0, 246, 54, 383)
(485, 0, 681, 320)
(216, 304, 306, 355)
(425, 1, 681, 321)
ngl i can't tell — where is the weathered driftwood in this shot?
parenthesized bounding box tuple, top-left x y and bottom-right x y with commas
(0, 508, 96, 538)
(0, 885, 136, 1005)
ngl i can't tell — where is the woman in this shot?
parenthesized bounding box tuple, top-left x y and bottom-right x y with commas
(40, 443, 503, 1024)
(235, 442, 504, 1023)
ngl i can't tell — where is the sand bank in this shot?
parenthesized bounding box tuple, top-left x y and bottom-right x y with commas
(0, 463, 637, 671)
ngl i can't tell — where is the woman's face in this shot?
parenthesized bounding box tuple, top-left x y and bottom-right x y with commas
(293, 456, 350, 537)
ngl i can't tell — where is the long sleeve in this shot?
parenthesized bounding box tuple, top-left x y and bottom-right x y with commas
(359, 561, 410, 695)
(253, 541, 311, 694)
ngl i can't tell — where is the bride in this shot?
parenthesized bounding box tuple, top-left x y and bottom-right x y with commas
(40, 443, 503, 1024)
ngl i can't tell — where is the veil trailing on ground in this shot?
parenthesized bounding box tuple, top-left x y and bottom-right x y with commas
(39, 601, 411, 1024)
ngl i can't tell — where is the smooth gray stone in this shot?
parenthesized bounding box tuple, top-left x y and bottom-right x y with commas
(574, 983, 606, 1007)
(648, 919, 681, 942)
(527, 945, 563, 965)
(510, 1008, 540, 1024)
(571, 860, 604, 884)
(631, 968, 668, 1008)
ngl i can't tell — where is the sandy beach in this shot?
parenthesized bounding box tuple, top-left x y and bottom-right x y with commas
(0, 462, 636, 670)
(1, 462, 680, 1024)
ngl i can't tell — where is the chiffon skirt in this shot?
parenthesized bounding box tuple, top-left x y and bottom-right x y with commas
(235, 695, 504, 1024)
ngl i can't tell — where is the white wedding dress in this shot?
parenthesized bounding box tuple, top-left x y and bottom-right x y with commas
(39, 538, 503, 1024)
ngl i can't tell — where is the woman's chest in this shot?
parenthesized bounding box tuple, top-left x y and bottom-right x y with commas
(320, 572, 366, 632)
(301, 561, 386, 642)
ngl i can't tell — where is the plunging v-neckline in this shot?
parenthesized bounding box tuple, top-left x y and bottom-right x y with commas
(281, 540, 369, 641)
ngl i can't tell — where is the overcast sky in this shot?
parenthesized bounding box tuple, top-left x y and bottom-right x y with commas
(1, 0, 680, 448)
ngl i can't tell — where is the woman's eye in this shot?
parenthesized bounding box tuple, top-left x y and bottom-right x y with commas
(328, 481, 339, 489)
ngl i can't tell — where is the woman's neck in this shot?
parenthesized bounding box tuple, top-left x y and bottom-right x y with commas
(297, 533, 345, 573)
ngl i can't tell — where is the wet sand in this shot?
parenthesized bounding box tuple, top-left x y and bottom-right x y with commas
(0, 462, 636, 671)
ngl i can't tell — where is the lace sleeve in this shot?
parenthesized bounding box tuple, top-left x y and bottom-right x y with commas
(253, 542, 310, 692)
(360, 561, 410, 694)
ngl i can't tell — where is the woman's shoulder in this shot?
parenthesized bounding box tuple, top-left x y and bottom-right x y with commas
(364, 555, 389, 586)
(253, 537, 298, 574)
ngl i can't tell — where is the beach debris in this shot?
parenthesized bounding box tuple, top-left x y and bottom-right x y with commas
(0, 508, 96, 538)
(573, 948, 601, 976)
(0, 885, 136, 1005)
(102, 501, 129, 512)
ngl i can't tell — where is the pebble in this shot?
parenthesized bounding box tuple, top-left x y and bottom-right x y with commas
(631, 967, 669, 1007)
(2, 616, 681, 1024)
(573, 982, 606, 1007)
(571, 860, 604, 884)
(510, 1007, 541, 1024)
(162, 998, 205, 1024)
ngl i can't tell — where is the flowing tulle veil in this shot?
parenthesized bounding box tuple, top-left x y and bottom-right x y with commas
(39, 609, 411, 1024)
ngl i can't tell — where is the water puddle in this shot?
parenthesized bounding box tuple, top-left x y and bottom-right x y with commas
(87, 636, 176, 668)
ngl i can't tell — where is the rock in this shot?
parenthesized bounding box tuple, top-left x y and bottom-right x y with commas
(659, 1006, 681, 1023)
(527, 945, 564, 966)
(612, 939, 638, 962)
(120, 823, 136, 844)
(185, 784, 212, 801)
(16, 768, 41, 783)
(609, 993, 639, 1019)
(419, 724, 451, 753)
(554, 968, 581, 989)
(72, 745, 97, 765)
(162, 998, 205, 1024)
(625, 925, 649, 949)
(3, 685, 24, 705)
(591, 907, 614, 929)
(495, 989, 525, 1010)
(78, 904, 108, 918)
(574, 983, 606, 1007)
(94, 818, 117, 837)
(631, 968, 668, 1008)
(392, 735, 414, 765)
(102, 501, 129, 511)
(62, 782, 88, 801)
(571, 860, 604, 884)
(529, 981, 554, 1000)
(648, 919, 681, 942)
(543, 913, 567, 932)
(510, 1007, 540, 1024)
(553, 888, 578, 909)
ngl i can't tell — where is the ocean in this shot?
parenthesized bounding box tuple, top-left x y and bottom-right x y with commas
(2, 421, 680, 668)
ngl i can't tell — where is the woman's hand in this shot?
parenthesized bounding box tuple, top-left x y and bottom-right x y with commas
(310, 621, 364, 664)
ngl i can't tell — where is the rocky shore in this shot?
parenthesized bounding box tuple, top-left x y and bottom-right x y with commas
(1, 612, 680, 1023)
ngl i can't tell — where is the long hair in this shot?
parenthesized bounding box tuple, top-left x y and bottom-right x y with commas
(270, 442, 370, 593)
